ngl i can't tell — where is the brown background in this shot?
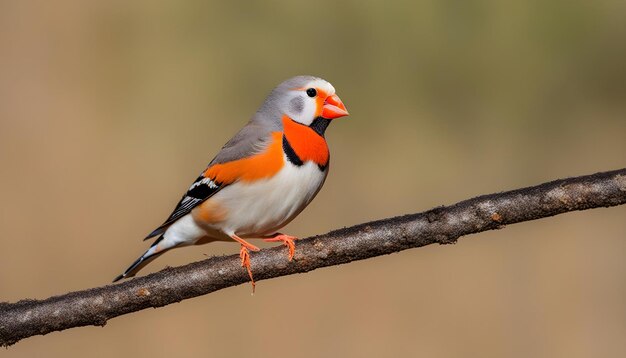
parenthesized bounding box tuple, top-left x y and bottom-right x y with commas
(1, 1, 625, 357)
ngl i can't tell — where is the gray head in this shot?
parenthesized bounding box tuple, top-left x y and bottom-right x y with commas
(209, 76, 348, 165)
(255, 75, 348, 126)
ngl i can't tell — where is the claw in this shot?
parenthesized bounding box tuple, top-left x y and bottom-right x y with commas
(264, 233, 297, 261)
(230, 234, 259, 292)
(239, 245, 255, 293)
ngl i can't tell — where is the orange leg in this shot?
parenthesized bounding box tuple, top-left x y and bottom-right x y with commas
(231, 234, 260, 292)
(264, 233, 297, 261)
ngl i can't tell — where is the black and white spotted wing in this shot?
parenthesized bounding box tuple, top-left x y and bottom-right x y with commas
(143, 175, 223, 240)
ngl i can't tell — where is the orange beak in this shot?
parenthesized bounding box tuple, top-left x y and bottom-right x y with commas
(321, 94, 349, 119)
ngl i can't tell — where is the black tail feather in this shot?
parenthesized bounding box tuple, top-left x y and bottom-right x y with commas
(113, 236, 166, 282)
(113, 255, 146, 282)
(144, 227, 166, 241)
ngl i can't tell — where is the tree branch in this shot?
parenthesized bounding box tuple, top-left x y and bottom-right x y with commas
(2, 169, 626, 347)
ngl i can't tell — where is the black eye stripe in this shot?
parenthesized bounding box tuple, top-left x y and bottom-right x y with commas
(306, 88, 317, 97)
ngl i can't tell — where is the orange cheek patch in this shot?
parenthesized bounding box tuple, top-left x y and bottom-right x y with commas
(203, 132, 285, 184)
(192, 198, 228, 224)
(282, 115, 329, 167)
(314, 89, 328, 117)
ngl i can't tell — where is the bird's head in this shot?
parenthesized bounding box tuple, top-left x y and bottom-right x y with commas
(261, 76, 349, 128)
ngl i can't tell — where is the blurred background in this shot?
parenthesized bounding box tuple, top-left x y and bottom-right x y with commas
(1, 1, 625, 357)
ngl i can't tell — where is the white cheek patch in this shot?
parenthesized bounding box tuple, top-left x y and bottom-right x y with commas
(287, 95, 316, 126)
(287, 78, 336, 126)
(300, 98, 317, 125)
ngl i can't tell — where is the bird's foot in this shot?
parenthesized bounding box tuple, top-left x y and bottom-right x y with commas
(264, 233, 297, 261)
(231, 234, 260, 293)
(239, 245, 256, 292)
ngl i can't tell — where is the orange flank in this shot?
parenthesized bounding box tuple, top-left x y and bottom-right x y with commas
(204, 132, 285, 184)
(282, 115, 329, 167)
(191, 198, 227, 224)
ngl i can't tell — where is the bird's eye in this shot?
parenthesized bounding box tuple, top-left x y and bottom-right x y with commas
(306, 88, 317, 97)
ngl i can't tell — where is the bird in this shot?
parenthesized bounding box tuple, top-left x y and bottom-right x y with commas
(113, 75, 349, 290)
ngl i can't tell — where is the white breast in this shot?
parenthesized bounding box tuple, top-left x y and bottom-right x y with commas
(210, 157, 328, 238)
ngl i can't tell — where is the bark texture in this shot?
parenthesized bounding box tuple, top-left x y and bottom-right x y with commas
(1, 168, 625, 347)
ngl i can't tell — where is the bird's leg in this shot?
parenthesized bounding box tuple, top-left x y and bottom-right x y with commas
(238, 245, 256, 292)
(264, 233, 297, 261)
(230, 234, 260, 292)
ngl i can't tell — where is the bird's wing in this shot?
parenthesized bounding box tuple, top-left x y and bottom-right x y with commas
(144, 121, 276, 240)
(209, 121, 274, 165)
(143, 174, 223, 239)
